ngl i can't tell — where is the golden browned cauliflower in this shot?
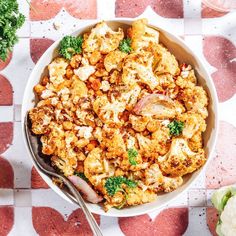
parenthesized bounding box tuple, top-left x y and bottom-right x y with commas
(188, 131, 203, 152)
(179, 86, 208, 118)
(29, 106, 54, 134)
(177, 112, 206, 139)
(103, 130, 126, 159)
(136, 124, 170, 157)
(128, 18, 159, 51)
(158, 138, 206, 177)
(83, 22, 124, 54)
(129, 114, 149, 132)
(71, 75, 88, 100)
(92, 95, 126, 124)
(48, 58, 68, 87)
(126, 187, 157, 206)
(104, 50, 127, 72)
(152, 44, 180, 76)
(84, 148, 115, 188)
(122, 51, 159, 90)
(144, 163, 183, 193)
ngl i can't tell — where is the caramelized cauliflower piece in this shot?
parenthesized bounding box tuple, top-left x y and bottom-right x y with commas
(188, 131, 203, 152)
(179, 86, 208, 118)
(126, 187, 157, 206)
(48, 58, 68, 87)
(161, 176, 183, 192)
(152, 44, 179, 76)
(83, 22, 124, 54)
(158, 138, 206, 177)
(176, 65, 197, 88)
(177, 112, 206, 139)
(136, 127, 169, 157)
(71, 75, 88, 99)
(104, 50, 127, 72)
(93, 95, 125, 124)
(29, 106, 54, 134)
(144, 163, 183, 192)
(103, 130, 126, 159)
(84, 148, 115, 188)
(122, 51, 158, 90)
(74, 65, 95, 81)
(129, 114, 149, 132)
(128, 18, 159, 51)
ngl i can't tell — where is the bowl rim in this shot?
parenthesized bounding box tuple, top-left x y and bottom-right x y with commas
(21, 17, 219, 217)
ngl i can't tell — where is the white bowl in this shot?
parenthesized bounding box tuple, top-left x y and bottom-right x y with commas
(21, 19, 219, 217)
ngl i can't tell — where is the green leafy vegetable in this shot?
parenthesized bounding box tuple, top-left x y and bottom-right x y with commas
(119, 38, 132, 53)
(167, 120, 184, 136)
(212, 186, 236, 212)
(127, 148, 138, 165)
(105, 176, 137, 196)
(74, 171, 89, 182)
(59, 35, 83, 59)
(211, 186, 236, 236)
(0, 0, 25, 61)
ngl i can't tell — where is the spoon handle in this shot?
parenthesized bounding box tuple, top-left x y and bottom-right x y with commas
(62, 177, 103, 236)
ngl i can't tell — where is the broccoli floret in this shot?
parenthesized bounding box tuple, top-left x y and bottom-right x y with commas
(168, 120, 184, 136)
(105, 176, 137, 196)
(59, 35, 83, 59)
(119, 38, 132, 53)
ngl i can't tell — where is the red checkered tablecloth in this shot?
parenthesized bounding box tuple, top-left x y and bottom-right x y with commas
(0, 0, 235, 235)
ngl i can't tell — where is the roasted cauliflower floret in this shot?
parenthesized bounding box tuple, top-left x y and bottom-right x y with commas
(136, 126, 170, 157)
(129, 114, 149, 132)
(158, 138, 206, 177)
(177, 112, 206, 139)
(103, 130, 126, 159)
(126, 187, 157, 206)
(179, 86, 208, 118)
(176, 64, 197, 89)
(84, 148, 115, 188)
(48, 58, 68, 87)
(71, 75, 88, 99)
(83, 21, 124, 54)
(161, 176, 183, 192)
(104, 50, 127, 72)
(144, 163, 183, 192)
(122, 51, 159, 90)
(93, 95, 126, 124)
(128, 18, 159, 51)
(144, 163, 163, 185)
(29, 106, 54, 134)
(152, 44, 179, 76)
(188, 131, 203, 152)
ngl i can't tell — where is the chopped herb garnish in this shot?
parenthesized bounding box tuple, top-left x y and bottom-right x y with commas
(119, 38, 132, 53)
(105, 176, 137, 196)
(127, 148, 138, 165)
(59, 35, 83, 59)
(167, 120, 184, 136)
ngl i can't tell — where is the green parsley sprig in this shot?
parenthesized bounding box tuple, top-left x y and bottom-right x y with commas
(104, 176, 137, 196)
(0, 0, 25, 61)
(119, 38, 132, 53)
(167, 120, 184, 136)
(59, 35, 83, 60)
(127, 148, 138, 165)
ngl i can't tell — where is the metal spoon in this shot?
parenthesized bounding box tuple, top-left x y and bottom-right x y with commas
(24, 113, 103, 236)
